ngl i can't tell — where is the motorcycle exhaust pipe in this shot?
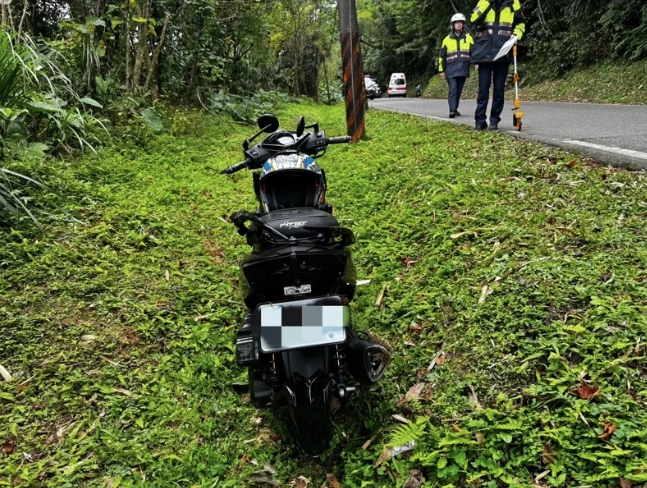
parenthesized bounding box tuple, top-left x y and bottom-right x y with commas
(346, 335, 391, 385)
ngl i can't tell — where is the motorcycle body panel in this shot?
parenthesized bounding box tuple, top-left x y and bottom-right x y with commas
(227, 115, 391, 456)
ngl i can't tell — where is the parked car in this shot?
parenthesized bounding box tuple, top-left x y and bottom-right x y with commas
(364, 77, 381, 100)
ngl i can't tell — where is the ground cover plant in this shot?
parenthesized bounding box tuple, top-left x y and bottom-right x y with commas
(422, 62, 647, 105)
(1, 103, 647, 487)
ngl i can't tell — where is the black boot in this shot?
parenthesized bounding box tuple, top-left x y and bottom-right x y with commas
(475, 121, 488, 131)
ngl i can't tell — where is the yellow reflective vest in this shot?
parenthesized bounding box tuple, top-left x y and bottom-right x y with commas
(471, 0, 526, 63)
(438, 31, 474, 78)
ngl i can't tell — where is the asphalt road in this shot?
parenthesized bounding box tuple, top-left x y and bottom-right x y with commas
(370, 97, 647, 170)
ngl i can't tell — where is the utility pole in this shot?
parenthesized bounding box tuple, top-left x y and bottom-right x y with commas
(337, 0, 366, 142)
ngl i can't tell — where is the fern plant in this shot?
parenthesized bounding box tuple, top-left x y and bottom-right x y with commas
(386, 417, 428, 448)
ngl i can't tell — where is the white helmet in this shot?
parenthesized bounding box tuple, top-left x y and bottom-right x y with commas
(451, 13, 467, 26)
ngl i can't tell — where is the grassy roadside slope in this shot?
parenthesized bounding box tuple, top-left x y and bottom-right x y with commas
(422, 62, 647, 105)
(1, 103, 647, 487)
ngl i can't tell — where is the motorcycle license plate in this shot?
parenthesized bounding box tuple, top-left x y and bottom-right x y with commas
(258, 301, 349, 353)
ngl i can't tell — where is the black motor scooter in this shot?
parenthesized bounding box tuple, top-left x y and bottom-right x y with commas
(221, 114, 392, 455)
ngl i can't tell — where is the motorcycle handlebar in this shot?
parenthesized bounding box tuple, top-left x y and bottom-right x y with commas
(223, 135, 350, 174)
(326, 136, 352, 145)
(221, 158, 251, 175)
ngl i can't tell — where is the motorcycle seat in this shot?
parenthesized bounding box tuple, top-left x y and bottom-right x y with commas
(256, 208, 341, 240)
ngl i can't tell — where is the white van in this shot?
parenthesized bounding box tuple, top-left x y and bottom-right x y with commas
(388, 73, 407, 98)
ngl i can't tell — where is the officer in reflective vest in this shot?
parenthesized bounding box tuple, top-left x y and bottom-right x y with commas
(438, 13, 474, 119)
(470, 0, 525, 130)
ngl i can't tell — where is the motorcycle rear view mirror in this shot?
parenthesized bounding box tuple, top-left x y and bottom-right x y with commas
(257, 114, 279, 133)
(242, 114, 280, 150)
(296, 116, 306, 137)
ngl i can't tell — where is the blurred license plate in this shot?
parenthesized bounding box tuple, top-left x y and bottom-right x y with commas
(258, 302, 349, 353)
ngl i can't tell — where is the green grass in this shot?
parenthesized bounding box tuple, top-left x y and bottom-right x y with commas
(519, 61, 647, 105)
(2, 103, 647, 487)
(422, 61, 647, 105)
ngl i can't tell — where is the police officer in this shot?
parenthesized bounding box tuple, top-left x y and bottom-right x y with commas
(470, 0, 525, 130)
(438, 13, 474, 119)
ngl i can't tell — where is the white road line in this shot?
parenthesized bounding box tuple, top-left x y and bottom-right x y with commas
(562, 140, 647, 161)
(371, 106, 449, 121)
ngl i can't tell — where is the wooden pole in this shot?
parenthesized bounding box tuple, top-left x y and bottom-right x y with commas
(337, 0, 366, 142)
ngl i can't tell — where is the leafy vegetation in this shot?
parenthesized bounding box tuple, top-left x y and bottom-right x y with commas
(0, 0, 344, 222)
(2, 103, 647, 487)
(515, 62, 647, 105)
(422, 62, 647, 106)
(357, 0, 647, 93)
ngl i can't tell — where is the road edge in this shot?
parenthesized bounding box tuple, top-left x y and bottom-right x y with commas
(370, 104, 647, 172)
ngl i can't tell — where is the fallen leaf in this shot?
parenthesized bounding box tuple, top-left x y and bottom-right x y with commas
(619, 346, 634, 360)
(428, 350, 445, 371)
(541, 442, 555, 464)
(397, 383, 425, 407)
(404, 257, 417, 267)
(619, 478, 633, 488)
(324, 473, 342, 488)
(16, 376, 34, 393)
(375, 284, 387, 307)
(165, 269, 170, 281)
(113, 388, 134, 397)
(375, 446, 391, 468)
(361, 438, 372, 450)
(436, 351, 446, 366)
(410, 322, 423, 332)
(0, 364, 12, 382)
(194, 315, 209, 322)
(598, 422, 617, 440)
(2, 438, 15, 454)
(475, 432, 485, 443)
(331, 397, 342, 414)
(241, 394, 251, 404)
(468, 385, 482, 410)
(452, 423, 461, 432)
(450, 231, 474, 240)
(578, 382, 601, 399)
(249, 464, 280, 487)
(100, 356, 121, 367)
(392, 414, 411, 424)
(80, 335, 96, 344)
(402, 469, 424, 488)
(478, 284, 493, 304)
(291, 476, 310, 488)
(244, 431, 265, 445)
(534, 470, 550, 483)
